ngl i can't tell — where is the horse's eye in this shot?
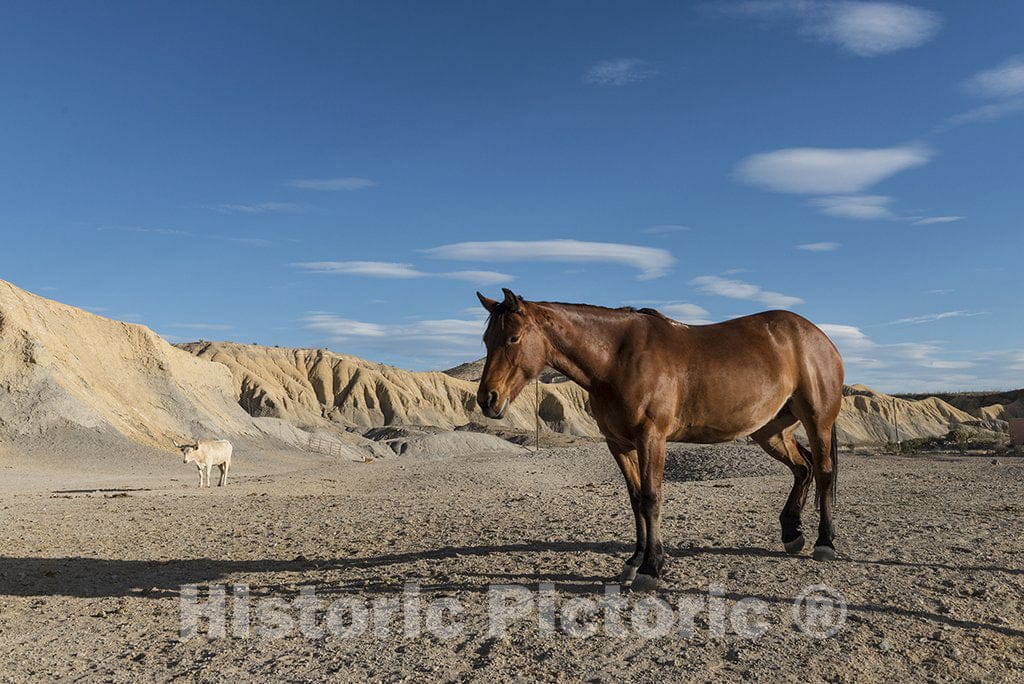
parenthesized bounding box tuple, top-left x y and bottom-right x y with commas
(508, 335, 520, 345)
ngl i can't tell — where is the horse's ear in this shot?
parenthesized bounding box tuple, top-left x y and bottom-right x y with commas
(501, 288, 522, 312)
(477, 291, 498, 312)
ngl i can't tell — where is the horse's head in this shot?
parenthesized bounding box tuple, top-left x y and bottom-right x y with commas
(476, 288, 548, 419)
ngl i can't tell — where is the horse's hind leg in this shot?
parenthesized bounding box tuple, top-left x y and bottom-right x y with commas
(789, 397, 840, 561)
(751, 418, 813, 554)
(607, 441, 646, 583)
(805, 423, 838, 561)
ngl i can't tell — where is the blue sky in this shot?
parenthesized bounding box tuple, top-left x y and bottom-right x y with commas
(1, 1, 1021, 391)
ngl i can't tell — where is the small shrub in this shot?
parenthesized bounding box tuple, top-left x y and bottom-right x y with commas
(948, 427, 974, 453)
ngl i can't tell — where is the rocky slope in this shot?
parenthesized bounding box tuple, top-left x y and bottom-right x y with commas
(176, 341, 598, 437)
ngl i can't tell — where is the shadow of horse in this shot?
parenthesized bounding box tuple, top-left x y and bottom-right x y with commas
(2, 541, 1021, 638)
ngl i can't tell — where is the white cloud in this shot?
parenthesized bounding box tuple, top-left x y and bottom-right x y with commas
(439, 270, 516, 286)
(660, 303, 714, 325)
(424, 239, 675, 280)
(304, 314, 389, 338)
(303, 313, 486, 364)
(939, 55, 1024, 132)
(583, 58, 655, 86)
(927, 289, 954, 295)
(216, 202, 302, 214)
(292, 261, 516, 285)
(817, 322, 995, 390)
(735, 145, 932, 194)
(690, 275, 804, 308)
(796, 241, 842, 252)
(810, 194, 897, 220)
(963, 54, 1024, 99)
(886, 310, 986, 325)
(641, 224, 691, 234)
(819, 323, 876, 352)
(940, 99, 1024, 130)
(287, 177, 376, 191)
(623, 300, 713, 324)
(911, 215, 962, 225)
(293, 261, 427, 278)
(721, 1, 941, 56)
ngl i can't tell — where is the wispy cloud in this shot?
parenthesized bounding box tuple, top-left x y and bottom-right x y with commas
(292, 261, 515, 285)
(911, 215, 963, 226)
(938, 55, 1024, 132)
(439, 271, 516, 286)
(690, 275, 804, 308)
(215, 202, 302, 214)
(735, 145, 932, 194)
(625, 300, 713, 324)
(963, 54, 1024, 99)
(927, 288, 954, 295)
(303, 312, 486, 364)
(716, 1, 942, 57)
(424, 239, 675, 280)
(583, 58, 656, 86)
(661, 303, 714, 325)
(886, 310, 986, 325)
(940, 99, 1024, 130)
(816, 322, 1009, 391)
(796, 241, 842, 252)
(641, 224, 691, 234)
(99, 226, 272, 247)
(294, 261, 426, 278)
(810, 194, 897, 220)
(286, 177, 376, 191)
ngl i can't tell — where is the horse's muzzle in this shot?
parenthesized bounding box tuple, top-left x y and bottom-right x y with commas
(478, 389, 509, 419)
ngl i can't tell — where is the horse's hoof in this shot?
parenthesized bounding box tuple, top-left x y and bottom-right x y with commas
(618, 564, 638, 584)
(783, 534, 806, 555)
(812, 545, 836, 562)
(629, 573, 660, 592)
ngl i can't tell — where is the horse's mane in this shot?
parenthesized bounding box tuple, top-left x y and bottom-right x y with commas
(483, 300, 679, 334)
(536, 301, 674, 321)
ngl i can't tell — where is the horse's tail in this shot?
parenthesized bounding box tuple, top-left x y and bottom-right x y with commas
(831, 424, 838, 507)
(814, 424, 839, 509)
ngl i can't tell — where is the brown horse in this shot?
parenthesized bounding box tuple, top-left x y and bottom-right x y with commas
(476, 288, 844, 591)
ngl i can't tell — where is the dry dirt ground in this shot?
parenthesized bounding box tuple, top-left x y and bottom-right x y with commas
(1, 436, 1022, 682)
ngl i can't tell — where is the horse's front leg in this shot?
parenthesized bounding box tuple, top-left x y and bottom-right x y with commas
(607, 441, 645, 584)
(631, 429, 667, 591)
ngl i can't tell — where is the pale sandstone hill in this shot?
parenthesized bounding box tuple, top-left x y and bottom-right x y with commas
(837, 384, 1000, 445)
(0, 277, 1003, 452)
(0, 279, 260, 448)
(177, 341, 599, 437)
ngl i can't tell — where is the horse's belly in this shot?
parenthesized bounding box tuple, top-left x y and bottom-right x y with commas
(668, 425, 750, 444)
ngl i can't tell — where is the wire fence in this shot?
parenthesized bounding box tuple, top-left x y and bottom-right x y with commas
(306, 434, 350, 458)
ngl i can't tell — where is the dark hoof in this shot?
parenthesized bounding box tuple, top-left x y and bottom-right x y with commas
(812, 545, 836, 562)
(630, 572, 660, 592)
(783, 534, 806, 555)
(618, 563, 638, 584)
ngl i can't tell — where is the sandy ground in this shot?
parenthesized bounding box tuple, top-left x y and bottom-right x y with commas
(1, 437, 1022, 682)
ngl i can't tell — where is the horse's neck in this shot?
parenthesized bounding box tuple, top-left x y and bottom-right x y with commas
(534, 304, 628, 391)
